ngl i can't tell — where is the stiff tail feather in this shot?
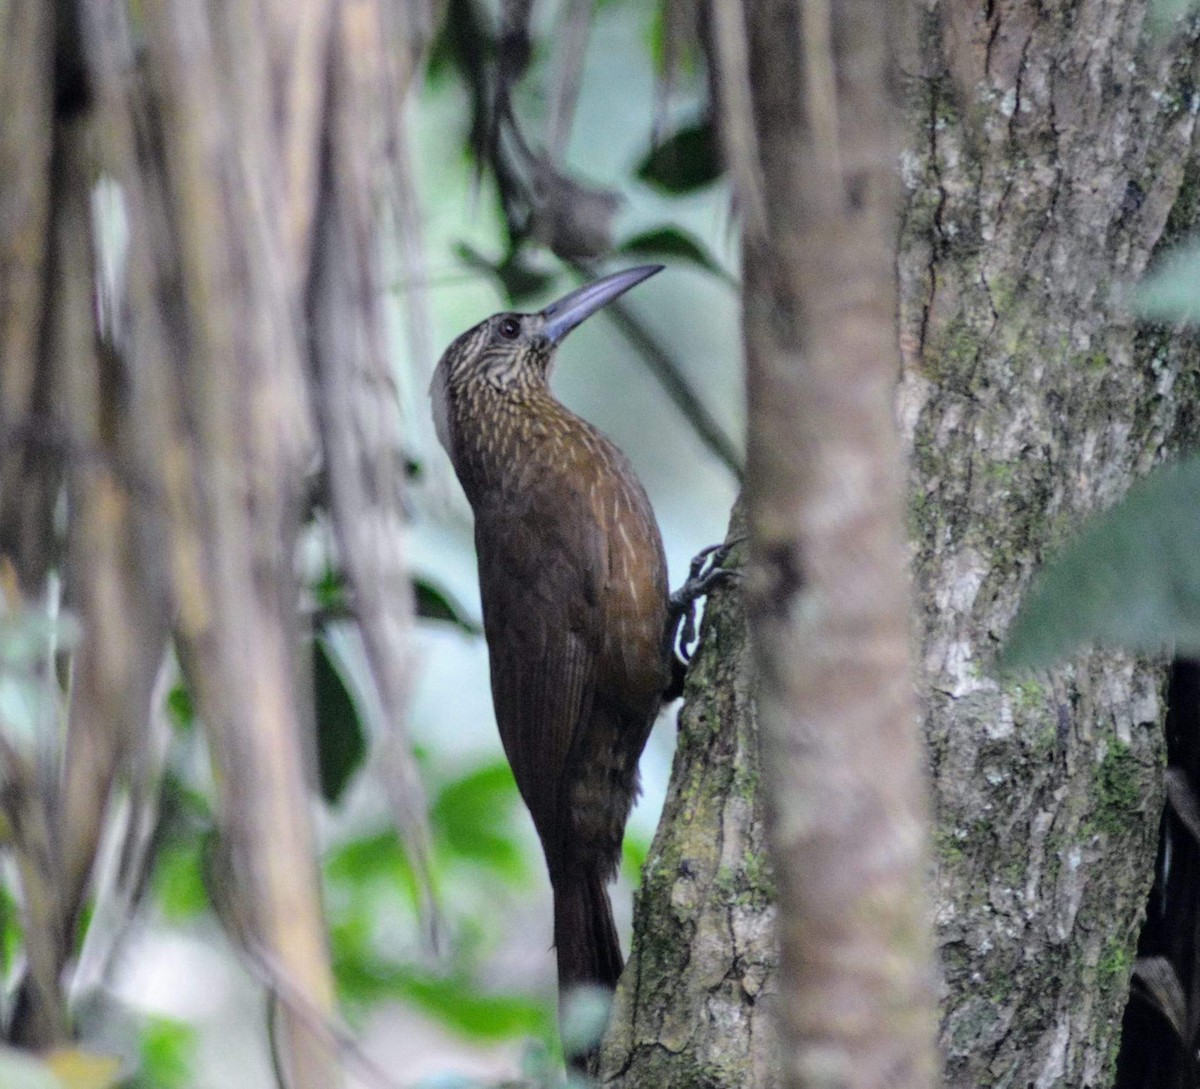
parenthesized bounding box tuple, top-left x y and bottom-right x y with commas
(553, 866, 622, 1069)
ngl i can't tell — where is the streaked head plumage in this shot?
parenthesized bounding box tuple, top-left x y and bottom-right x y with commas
(430, 265, 664, 458)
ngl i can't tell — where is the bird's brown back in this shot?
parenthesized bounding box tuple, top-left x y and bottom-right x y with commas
(455, 384, 668, 871)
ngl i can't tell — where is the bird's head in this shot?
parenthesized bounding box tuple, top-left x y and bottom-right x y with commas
(430, 265, 662, 455)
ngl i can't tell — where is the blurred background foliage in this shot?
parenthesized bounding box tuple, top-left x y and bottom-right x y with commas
(0, 0, 742, 1085)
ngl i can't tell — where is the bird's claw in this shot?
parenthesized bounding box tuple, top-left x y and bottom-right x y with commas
(663, 538, 745, 698)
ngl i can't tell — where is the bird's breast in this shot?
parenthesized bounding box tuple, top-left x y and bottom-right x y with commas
(465, 399, 670, 702)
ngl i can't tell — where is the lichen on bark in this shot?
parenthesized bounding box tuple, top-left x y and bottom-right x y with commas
(899, 4, 1200, 1085)
(599, 527, 779, 1089)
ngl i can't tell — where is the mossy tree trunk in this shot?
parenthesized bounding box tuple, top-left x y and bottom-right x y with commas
(903, 4, 1200, 1085)
(600, 3, 1200, 1087)
(599, 513, 778, 1087)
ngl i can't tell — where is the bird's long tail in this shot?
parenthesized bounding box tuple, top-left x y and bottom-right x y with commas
(552, 865, 622, 1067)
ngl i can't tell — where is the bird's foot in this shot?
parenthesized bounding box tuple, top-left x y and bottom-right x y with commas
(663, 538, 744, 700)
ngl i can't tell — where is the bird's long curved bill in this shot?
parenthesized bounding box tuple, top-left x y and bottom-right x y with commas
(541, 265, 663, 346)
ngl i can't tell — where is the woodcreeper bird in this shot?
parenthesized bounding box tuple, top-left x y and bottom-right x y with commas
(431, 266, 688, 1049)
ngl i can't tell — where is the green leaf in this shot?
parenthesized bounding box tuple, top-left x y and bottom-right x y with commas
(313, 637, 368, 804)
(164, 684, 194, 733)
(1135, 240, 1200, 324)
(431, 762, 527, 879)
(647, 0, 700, 79)
(132, 1018, 196, 1089)
(616, 227, 734, 284)
(0, 882, 22, 978)
(153, 838, 210, 921)
(326, 829, 416, 890)
(635, 120, 721, 194)
(621, 832, 650, 887)
(393, 971, 549, 1040)
(1001, 457, 1200, 671)
(151, 775, 214, 920)
(330, 911, 548, 1041)
(312, 566, 350, 613)
(414, 578, 482, 635)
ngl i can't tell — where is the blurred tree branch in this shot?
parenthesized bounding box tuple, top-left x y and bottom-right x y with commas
(737, 2, 937, 1084)
(441, 0, 744, 479)
(0, 1, 439, 1081)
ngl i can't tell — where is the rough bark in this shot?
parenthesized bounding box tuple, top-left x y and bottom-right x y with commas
(604, 3, 1200, 1088)
(900, 5, 1200, 1086)
(599, 513, 778, 1089)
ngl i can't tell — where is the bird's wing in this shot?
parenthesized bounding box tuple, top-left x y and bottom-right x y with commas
(474, 483, 606, 866)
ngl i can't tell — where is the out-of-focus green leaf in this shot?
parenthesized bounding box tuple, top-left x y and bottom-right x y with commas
(431, 762, 527, 879)
(394, 971, 549, 1040)
(314, 637, 368, 804)
(153, 838, 210, 921)
(127, 1018, 196, 1089)
(425, 0, 493, 93)
(621, 832, 649, 887)
(312, 566, 350, 613)
(647, 0, 700, 78)
(1135, 240, 1200, 324)
(0, 883, 22, 977)
(0, 1047, 63, 1089)
(1001, 457, 1200, 671)
(616, 227, 734, 284)
(151, 774, 214, 920)
(331, 931, 392, 1007)
(72, 901, 94, 958)
(414, 578, 483, 635)
(326, 830, 417, 892)
(635, 120, 721, 193)
(164, 684, 194, 733)
(331, 910, 548, 1041)
(326, 830, 422, 1012)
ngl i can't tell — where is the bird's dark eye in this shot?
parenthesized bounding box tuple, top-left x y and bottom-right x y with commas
(498, 316, 521, 340)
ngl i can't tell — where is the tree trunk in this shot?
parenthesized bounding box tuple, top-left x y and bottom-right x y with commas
(600, 509, 779, 1088)
(602, 3, 1200, 1087)
(902, 4, 1200, 1085)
